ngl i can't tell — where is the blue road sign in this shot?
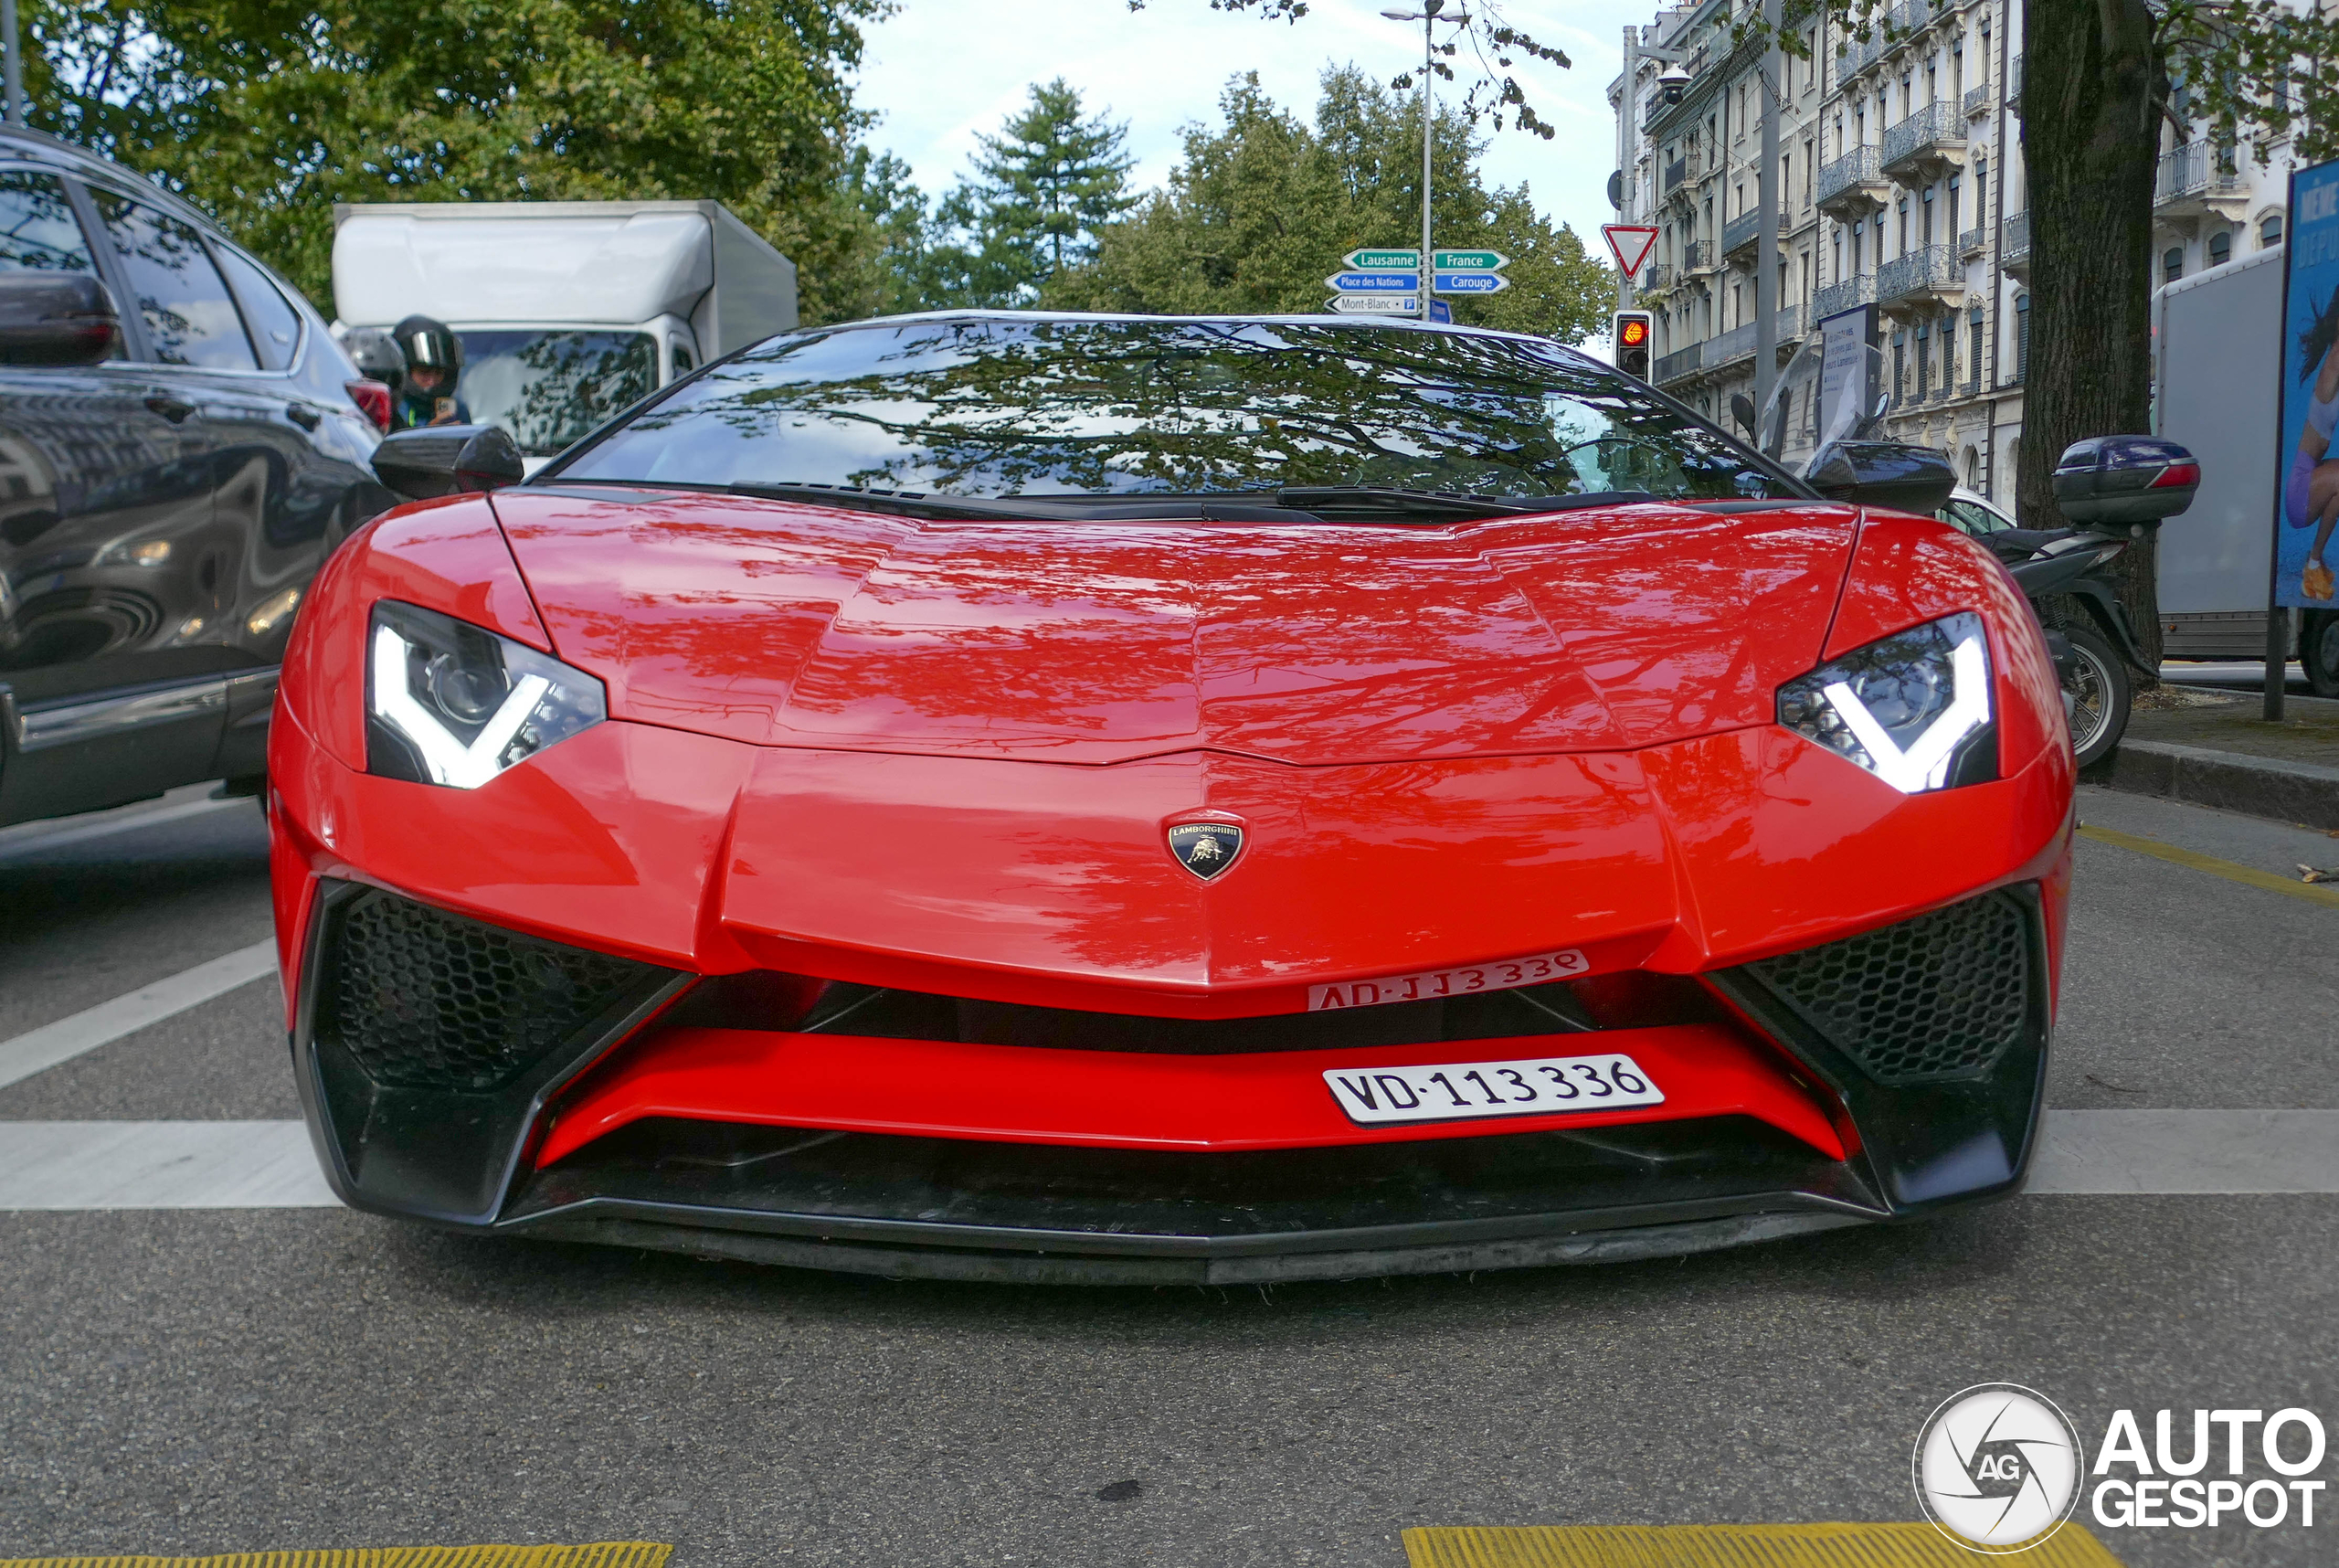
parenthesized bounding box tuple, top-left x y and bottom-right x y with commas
(1433, 272, 1511, 295)
(1427, 300, 1453, 323)
(1328, 270, 1422, 292)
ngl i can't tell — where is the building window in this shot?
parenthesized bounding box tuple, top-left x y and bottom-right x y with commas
(1941, 316, 1955, 389)
(2015, 292, 2029, 382)
(1974, 161, 1987, 226)
(2209, 228, 2232, 268)
(1948, 173, 1963, 238)
(1917, 323, 1932, 398)
(2164, 246, 2184, 284)
(1922, 185, 1936, 245)
(1970, 309, 1985, 388)
(2262, 212, 2285, 248)
(1893, 331, 1908, 405)
(1965, 448, 1980, 489)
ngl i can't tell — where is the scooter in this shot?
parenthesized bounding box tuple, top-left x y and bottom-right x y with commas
(1748, 343, 2200, 768)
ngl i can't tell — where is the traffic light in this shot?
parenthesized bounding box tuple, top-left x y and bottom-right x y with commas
(1614, 311, 1653, 379)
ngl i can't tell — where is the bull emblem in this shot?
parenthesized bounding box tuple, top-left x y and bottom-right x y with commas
(1166, 821, 1244, 881)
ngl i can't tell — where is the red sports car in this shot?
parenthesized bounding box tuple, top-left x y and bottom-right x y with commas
(269, 313, 2073, 1284)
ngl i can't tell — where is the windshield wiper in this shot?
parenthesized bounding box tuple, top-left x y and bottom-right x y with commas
(1275, 486, 1660, 520)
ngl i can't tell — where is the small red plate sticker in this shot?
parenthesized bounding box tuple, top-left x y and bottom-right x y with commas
(1307, 950, 1589, 1012)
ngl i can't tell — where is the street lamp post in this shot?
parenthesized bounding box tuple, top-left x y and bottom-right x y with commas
(3, 0, 21, 127)
(1381, 1, 1466, 317)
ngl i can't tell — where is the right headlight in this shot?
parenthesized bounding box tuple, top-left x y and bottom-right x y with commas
(1776, 611, 1996, 793)
(365, 601, 605, 788)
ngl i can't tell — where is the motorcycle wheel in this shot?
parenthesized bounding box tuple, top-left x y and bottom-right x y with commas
(2063, 622, 2130, 768)
(2302, 610, 2339, 700)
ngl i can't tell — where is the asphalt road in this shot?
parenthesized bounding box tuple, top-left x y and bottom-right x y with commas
(2, 784, 2334, 1567)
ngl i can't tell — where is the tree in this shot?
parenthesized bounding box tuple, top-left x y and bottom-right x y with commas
(19, 0, 884, 323)
(1045, 69, 1614, 345)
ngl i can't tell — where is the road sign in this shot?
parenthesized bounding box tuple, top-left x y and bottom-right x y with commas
(1434, 272, 1510, 295)
(1427, 300, 1453, 324)
(1346, 248, 1421, 270)
(1324, 294, 1422, 314)
(1431, 249, 1508, 271)
(1327, 271, 1423, 292)
(1601, 224, 1661, 281)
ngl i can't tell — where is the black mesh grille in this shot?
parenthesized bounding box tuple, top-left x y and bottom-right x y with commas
(1741, 892, 2032, 1085)
(321, 890, 654, 1092)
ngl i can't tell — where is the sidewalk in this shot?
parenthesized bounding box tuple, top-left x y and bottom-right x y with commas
(2094, 686, 2339, 829)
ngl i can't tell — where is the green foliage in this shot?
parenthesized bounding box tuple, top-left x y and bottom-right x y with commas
(20, 0, 884, 321)
(871, 78, 1139, 311)
(1044, 69, 1614, 345)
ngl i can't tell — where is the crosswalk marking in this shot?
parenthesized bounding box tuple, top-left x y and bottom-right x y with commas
(0, 939, 279, 1092)
(0, 1111, 2333, 1213)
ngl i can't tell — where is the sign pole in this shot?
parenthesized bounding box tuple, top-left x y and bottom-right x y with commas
(1753, 0, 1782, 424)
(1618, 24, 1637, 313)
(1420, 7, 1434, 318)
(2, 0, 20, 126)
(2267, 164, 2302, 722)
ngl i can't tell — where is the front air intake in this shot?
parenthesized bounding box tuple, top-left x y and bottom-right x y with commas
(1731, 889, 2034, 1086)
(319, 887, 660, 1092)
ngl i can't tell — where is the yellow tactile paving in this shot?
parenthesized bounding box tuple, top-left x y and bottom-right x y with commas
(1403, 1521, 2125, 1567)
(0, 1545, 671, 1568)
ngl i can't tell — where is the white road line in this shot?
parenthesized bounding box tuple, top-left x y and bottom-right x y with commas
(0, 939, 280, 1092)
(2027, 1109, 2339, 1194)
(0, 1121, 335, 1207)
(0, 1110, 2334, 1213)
(0, 782, 252, 860)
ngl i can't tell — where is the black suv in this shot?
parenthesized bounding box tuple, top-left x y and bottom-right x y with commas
(1, 126, 393, 829)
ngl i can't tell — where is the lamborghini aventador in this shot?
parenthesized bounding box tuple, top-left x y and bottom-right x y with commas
(267, 313, 2073, 1283)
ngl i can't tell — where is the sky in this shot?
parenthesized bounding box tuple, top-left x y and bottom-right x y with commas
(853, 0, 1643, 257)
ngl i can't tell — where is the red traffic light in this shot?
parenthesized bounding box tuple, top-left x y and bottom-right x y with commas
(1612, 311, 1654, 378)
(1618, 317, 1649, 347)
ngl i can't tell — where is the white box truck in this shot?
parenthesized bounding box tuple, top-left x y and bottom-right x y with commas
(2151, 245, 2339, 691)
(331, 200, 798, 467)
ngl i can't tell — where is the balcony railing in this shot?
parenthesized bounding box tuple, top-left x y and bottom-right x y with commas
(1839, 32, 1882, 76)
(2007, 55, 2024, 115)
(1958, 225, 1987, 257)
(1879, 243, 1962, 302)
(2001, 209, 2030, 269)
(2155, 139, 2247, 207)
(1813, 274, 1878, 320)
(1654, 342, 1703, 385)
(1722, 207, 1792, 257)
(1963, 82, 1992, 119)
(1815, 144, 1883, 208)
(1665, 158, 1688, 196)
(1641, 261, 1677, 291)
(1705, 306, 1805, 370)
(1882, 101, 1965, 172)
(1683, 238, 1715, 272)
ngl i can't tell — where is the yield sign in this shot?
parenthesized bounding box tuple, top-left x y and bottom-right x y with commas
(1602, 224, 1661, 281)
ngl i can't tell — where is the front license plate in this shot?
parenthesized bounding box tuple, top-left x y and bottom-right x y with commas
(1322, 1052, 1664, 1127)
(1307, 949, 1588, 1012)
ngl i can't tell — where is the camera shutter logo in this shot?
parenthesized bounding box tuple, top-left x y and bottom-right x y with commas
(1913, 1383, 2086, 1552)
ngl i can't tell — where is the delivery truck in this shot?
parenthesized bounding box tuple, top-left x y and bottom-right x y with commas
(2152, 245, 2339, 693)
(331, 201, 798, 468)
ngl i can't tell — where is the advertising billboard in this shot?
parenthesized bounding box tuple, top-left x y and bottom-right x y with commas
(2275, 156, 2339, 608)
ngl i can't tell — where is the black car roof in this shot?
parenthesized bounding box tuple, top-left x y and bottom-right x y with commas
(0, 126, 230, 242)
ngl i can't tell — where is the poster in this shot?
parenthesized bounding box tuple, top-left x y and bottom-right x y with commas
(2275, 157, 2339, 608)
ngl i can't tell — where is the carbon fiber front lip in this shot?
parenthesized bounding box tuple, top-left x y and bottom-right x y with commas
(503, 1206, 1882, 1286)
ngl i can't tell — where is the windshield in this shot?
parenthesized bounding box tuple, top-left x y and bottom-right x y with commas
(457, 329, 660, 456)
(549, 317, 1795, 503)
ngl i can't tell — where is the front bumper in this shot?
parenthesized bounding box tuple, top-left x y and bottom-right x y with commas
(273, 701, 2069, 1282)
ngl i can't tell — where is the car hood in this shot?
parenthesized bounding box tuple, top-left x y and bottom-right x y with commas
(489, 487, 1857, 766)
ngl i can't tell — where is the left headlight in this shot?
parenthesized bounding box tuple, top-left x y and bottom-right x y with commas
(1776, 610, 1995, 793)
(366, 601, 605, 789)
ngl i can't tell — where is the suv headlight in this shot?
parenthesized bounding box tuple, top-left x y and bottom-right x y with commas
(1776, 611, 1996, 793)
(366, 601, 605, 788)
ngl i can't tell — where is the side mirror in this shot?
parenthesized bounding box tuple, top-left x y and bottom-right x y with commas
(2053, 436, 2199, 527)
(1804, 440, 1956, 515)
(1730, 392, 1758, 443)
(370, 424, 524, 501)
(0, 272, 120, 366)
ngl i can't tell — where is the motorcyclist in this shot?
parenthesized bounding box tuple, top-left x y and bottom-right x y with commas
(389, 315, 471, 429)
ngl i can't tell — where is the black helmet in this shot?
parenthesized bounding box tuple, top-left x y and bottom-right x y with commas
(344, 326, 406, 390)
(391, 314, 462, 382)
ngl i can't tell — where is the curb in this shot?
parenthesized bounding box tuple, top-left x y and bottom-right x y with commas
(2093, 739, 2339, 829)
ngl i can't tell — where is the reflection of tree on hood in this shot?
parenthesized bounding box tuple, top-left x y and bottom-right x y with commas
(619, 318, 1759, 499)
